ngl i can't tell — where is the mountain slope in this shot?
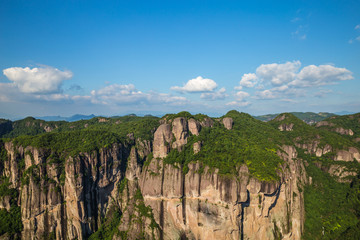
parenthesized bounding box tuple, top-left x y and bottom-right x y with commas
(0, 111, 359, 239)
(255, 112, 336, 124)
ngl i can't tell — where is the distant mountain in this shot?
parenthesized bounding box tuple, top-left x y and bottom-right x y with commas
(334, 111, 356, 115)
(254, 112, 336, 124)
(37, 114, 96, 122)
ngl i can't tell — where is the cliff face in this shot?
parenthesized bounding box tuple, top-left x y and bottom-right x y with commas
(2, 141, 131, 239)
(139, 117, 307, 240)
(0, 113, 358, 240)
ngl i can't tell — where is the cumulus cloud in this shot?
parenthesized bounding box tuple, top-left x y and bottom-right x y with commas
(171, 76, 218, 93)
(91, 84, 187, 106)
(290, 64, 353, 87)
(256, 61, 301, 85)
(3, 66, 73, 94)
(256, 89, 277, 99)
(314, 89, 333, 98)
(238, 61, 352, 101)
(239, 73, 258, 88)
(235, 91, 250, 101)
(200, 87, 228, 100)
(226, 101, 250, 107)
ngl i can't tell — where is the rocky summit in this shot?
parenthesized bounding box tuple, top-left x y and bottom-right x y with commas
(0, 111, 359, 240)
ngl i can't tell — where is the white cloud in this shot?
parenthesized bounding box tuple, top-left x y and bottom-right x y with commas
(91, 84, 188, 106)
(355, 24, 360, 30)
(239, 73, 258, 88)
(314, 89, 333, 98)
(290, 64, 353, 87)
(226, 101, 250, 107)
(356, 36, 360, 42)
(200, 87, 228, 100)
(3, 66, 73, 94)
(234, 86, 243, 90)
(273, 85, 289, 92)
(256, 61, 301, 85)
(235, 91, 250, 101)
(256, 89, 277, 99)
(171, 76, 218, 93)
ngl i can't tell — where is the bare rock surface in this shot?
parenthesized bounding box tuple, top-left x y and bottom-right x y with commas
(279, 123, 294, 131)
(335, 147, 360, 162)
(222, 117, 234, 130)
(153, 124, 172, 158)
(171, 117, 189, 150)
(188, 118, 201, 136)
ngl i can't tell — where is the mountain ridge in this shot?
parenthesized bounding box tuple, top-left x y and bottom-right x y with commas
(0, 111, 359, 239)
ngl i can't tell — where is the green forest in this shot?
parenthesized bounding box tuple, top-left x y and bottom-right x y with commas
(0, 111, 359, 239)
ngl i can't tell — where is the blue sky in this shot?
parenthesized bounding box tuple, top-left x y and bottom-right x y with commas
(0, 0, 359, 119)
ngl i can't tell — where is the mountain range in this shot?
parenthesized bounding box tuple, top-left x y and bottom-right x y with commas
(0, 111, 359, 239)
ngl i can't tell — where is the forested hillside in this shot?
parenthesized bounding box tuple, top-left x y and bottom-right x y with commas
(0, 111, 359, 239)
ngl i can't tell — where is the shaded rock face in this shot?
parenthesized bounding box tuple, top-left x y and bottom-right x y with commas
(171, 117, 189, 150)
(1, 121, 307, 240)
(222, 117, 234, 130)
(188, 119, 201, 136)
(0, 195, 11, 211)
(139, 145, 306, 240)
(2, 142, 132, 240)
(200, 118, 214, 128)
(276, 114, 286, 122)
(153, 124, 172, 158)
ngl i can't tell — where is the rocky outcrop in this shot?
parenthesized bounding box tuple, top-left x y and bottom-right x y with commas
(279, 123, 294, 131)
(188, 119, 201, 136)
(171, 117, 189, 150)
(200, 118, 214, 128)
(222, 117, 234, 130)
(315, 121, 334, 127)
(295, 141, 332, 157)
(335, 147, 360, 162)
(153, 124, 172, 158)
(328, 165, 357, 182)
(2, 141, 133, 240)
(0, 195, 11, 211)
(138, 145, 307, 240)
(193, 141, 201, 154)
(335, 127, 354, 136)
(0, 116, 311, 240)
(316, 121, 354, 136)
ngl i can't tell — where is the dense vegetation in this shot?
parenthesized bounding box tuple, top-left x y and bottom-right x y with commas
(0, 177, 22, 237)
(254, 112, 335, 124)
(89, 178, 159, 240)
(300, 150, 360, 239)
(1, 111, 360, 239)
(164, 111, 287, 181)
(316, 113, 360, 143)
(269, 113, 355, 150)
(0, 115, 160, 141)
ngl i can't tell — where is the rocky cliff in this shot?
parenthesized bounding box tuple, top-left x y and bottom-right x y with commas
(0, 111, 359, 240)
